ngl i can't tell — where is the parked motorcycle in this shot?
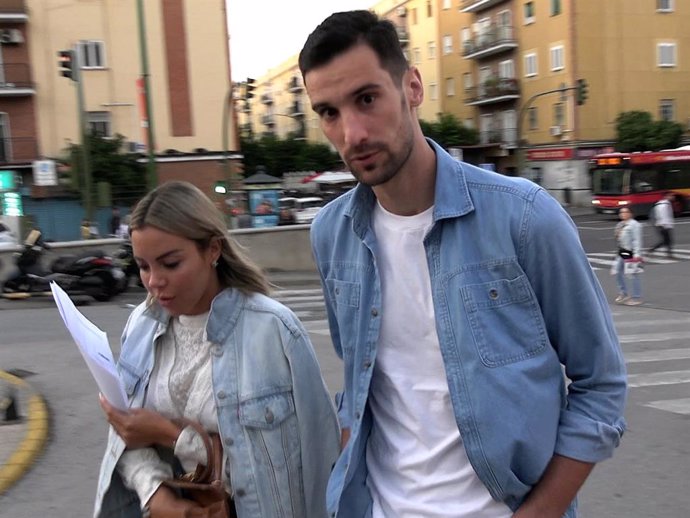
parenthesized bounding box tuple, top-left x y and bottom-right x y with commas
(1, 230, 125, 302)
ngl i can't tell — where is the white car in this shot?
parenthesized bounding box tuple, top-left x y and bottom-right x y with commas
(289, 197, 324, 225)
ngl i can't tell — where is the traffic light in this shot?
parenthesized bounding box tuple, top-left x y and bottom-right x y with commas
(57, 49, 76, 81)
(245, 78, 255, 99)
(575, 78, 588, 106)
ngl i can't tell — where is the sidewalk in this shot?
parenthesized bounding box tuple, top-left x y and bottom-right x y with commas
(0, 370, 49, 495)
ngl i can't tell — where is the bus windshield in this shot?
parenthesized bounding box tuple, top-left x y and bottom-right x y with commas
(592, 168, 628, 195)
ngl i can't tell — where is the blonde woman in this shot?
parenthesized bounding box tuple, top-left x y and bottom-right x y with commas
(94, 181, 339, 518)
(613, 207, 643, 305)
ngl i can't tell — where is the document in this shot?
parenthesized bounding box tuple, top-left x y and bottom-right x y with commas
(50, 282, 129, 410)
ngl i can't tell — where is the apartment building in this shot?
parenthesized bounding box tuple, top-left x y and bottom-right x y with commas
(0, 0, 238, 239)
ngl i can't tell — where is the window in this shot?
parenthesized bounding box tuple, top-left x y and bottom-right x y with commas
(464, 118, 475, 129)
(428, 41, 436, 59)
(498, 59, 514, 79)
(550, 45, 564, 71)
(78, 40, 106, 68)
(657, 43, 676, 67)
(411, 7, 418, 24)
(442, 0, 451, 9)
(659, 99, 675, 121)
(446, 77, 455, 96)
(551, 0, 562, 16)
(429, 83, 438, 101)
(657, 0, 673, 12)
(443, 35, 453, 55)
(463, 72, 473, 91)
(524, 2, 535, 24)
(413, 47, 421, 64)
(87, 111, 111, 137)
(524, 52, 538, 77)
(426, 0, 432, 17)
(528, 106, 538, 130)
(553, 103, 565, 126)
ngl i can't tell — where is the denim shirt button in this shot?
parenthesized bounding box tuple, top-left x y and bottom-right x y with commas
(355, 411, 361, 419)
(265, 408, 274, 424)
(217, 390, 227, 400)
(224, 437, 234, 447)
(489, 288, 499, 299)
(371, 308, 378, 317)
(363, 360, 372, 369)
(210, 344, 223, 356)
(235, 488, 246, 497)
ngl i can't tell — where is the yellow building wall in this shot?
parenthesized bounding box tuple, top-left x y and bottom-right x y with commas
(438, 0, 473, 124)
(29, 0, 233, 158)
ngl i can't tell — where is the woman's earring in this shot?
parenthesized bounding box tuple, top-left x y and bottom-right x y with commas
(212, 260, 218, 268)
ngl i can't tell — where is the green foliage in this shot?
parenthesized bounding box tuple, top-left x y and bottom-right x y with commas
(419, 113, 479, 149)
(615, 111, 684, 152)
(65, 133, 147, 206)
(240, 134, 341, 176)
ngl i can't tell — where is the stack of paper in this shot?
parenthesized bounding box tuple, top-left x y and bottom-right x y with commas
(50, 282, 128, 410)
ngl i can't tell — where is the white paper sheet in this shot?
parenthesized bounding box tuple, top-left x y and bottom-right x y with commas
(50, 282, 128, 410)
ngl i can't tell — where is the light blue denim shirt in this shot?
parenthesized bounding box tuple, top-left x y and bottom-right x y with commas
(310, 140, 627, 518)
(94, 288, 340, 518)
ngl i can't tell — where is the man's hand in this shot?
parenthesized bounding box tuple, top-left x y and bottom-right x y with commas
(99, 395, 180, 449)
(146, 486, 206, 518)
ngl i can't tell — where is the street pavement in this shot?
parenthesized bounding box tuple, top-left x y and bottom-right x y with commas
(1, 214, 689, 515)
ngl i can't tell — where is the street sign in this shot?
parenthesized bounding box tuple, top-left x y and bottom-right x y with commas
(0, 170, 15, 190)
(33, 160, 58, 186)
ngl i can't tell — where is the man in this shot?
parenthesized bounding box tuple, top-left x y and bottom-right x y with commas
(649, 192, 674, 258)
(300, 10, 627, 518)
(109, 207, 121, 236)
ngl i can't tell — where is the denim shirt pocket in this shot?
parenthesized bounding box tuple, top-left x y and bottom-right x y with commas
(461, 274, 547, 367)
(325, 278, 361, 350)
(117, 360, 145, 401)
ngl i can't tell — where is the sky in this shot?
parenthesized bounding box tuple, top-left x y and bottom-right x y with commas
(226, 0, 375, 81)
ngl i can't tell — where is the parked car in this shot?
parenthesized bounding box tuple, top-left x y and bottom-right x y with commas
(293, 197, 324, 225)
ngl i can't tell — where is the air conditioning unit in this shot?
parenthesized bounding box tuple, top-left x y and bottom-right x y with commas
(550, 125, 562, 137)
(0, 29, 23, 44)
(396, 6, 407, 17)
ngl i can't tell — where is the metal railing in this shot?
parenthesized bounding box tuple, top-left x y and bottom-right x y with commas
(463, 26, 517, 58)
(0, 136, 38, 163)
(479, 127, 517, 147)
(465, 77, 520, 104)
(0, 63, 33, 91)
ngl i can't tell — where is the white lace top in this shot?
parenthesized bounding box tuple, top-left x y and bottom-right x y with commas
(116, 312, 229, 509)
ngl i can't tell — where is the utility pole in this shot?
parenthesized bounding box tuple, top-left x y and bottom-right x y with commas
(58, 48, 92, 220)
(136, 0, 157, 190)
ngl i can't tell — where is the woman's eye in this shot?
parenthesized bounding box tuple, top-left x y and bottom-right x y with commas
(163, 262, 180, 270)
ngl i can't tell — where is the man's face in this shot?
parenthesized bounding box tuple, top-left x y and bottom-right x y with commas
(304, 44, 422, 187)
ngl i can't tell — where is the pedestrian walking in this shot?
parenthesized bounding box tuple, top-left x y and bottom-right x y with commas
(613, 207, 644, 305)
(93, 181, 339, 518)
(649, 192, 674, 258)
(109, 207, 122, 237)
(300, 10, 627, 518)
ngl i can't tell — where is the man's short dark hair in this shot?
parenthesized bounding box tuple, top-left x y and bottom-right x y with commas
(299, 10, 409, 84)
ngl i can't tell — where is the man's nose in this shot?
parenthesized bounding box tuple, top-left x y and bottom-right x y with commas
(342, 112, 368, 148)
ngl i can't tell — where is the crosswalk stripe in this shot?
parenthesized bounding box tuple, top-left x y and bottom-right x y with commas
(627, 370, 690, 388)
(644, 398, 690, 415)
(625, 349, 690, 363)
(619, 331, 690, 344)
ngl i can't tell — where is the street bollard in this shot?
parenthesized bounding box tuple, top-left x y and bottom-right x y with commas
(1, 386, 20, 422)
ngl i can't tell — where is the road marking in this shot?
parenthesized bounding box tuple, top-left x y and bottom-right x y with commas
(619, 331, 690, 344)
(273, 288, 323, 297)
(625, 348, 690, 363)
(627, 370, 690, 388)
(644, 398, 690, 415)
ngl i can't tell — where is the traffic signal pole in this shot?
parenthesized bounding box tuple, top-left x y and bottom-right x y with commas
(136, 0, 157, 191)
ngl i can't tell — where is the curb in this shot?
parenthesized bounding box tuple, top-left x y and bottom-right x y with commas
(0, 370, 49, 495)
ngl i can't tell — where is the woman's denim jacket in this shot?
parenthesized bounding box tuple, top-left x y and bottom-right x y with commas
(94, 288, 340, 518)
(310, 140, 627, 518)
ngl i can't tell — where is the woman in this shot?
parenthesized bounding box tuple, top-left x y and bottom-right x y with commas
(94, 181, 339, 518)
(613, 207, 643, 305)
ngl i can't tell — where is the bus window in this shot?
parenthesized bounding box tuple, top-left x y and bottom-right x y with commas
(630, 167, 659, 193)
(591, 168, 627, 194)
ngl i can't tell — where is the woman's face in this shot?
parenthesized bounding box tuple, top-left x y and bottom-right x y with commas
(619, 208, 632, 221)
(131, 226, 221, 316)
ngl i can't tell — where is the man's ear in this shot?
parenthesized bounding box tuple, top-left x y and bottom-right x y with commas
(406, 67, 424, 108)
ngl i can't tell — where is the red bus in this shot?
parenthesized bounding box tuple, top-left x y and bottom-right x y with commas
(589, 148, 690, 216)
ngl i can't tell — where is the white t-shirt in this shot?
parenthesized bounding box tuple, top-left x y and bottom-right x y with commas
(367, 201, 511, 518)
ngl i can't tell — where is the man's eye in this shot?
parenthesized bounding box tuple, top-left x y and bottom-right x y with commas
(361, 94, 375, 105)
(320, 108, 337, 120)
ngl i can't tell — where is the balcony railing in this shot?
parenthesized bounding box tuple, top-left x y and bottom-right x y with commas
(465, 77, 520, 106)
(479, 127, 517, 147)
(0, 136, 39, 164)
(288, 102, 304, 117)
(461, 0, 509, 13)
(463, 26, 517, 60)
(260, 93, 273, 105)
(0, 0, 27, 21)
(0, 63, 34, 94)
(287, 76, 303, 93)
(397, 26, 409, 47)
(261, 114, 275, 126)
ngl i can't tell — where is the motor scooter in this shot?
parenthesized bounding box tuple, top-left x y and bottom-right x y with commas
(1, 230, 124, 301)
(113, 240, 142, 290)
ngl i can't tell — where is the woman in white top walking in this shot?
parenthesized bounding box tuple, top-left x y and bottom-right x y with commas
(613, 207, 643, 305)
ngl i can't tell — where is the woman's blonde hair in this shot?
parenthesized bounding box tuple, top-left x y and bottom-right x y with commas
(129, 181, 270, 295)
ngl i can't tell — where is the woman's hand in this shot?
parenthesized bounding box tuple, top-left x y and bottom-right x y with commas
(146, 486, 206, 518)
(99, 395, 180, 450)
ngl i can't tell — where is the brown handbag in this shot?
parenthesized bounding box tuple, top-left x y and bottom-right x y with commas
(161, 419, 237, 518)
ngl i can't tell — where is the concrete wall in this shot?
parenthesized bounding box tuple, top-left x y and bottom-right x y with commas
(0, 225, 317, 283)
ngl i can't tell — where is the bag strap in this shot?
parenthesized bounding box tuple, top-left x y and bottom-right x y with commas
(172, 418, 217, 483)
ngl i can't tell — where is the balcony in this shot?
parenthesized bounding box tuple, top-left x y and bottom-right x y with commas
(260, 93, 273, 105)
(465, 77, 520, 106)
(0, 136, 39, 164)
(0, 63, 34, 95)
(261, 113, 275, 126)
(461, 0, 509, 13)
(0, 0, 28, 22)
(463, 26, 517, 60)
(479, 127, 517, 148)
(397, 26, 409, 47)
(288, 101, 304, 118)
(287, 76, 303, 94)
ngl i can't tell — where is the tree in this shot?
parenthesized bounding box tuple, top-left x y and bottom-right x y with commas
(419, 113, 479, 149)
(615, 111, 684, 152)
(240, 134, 341, 176)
